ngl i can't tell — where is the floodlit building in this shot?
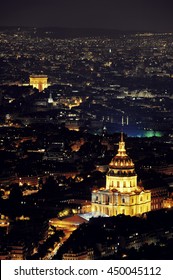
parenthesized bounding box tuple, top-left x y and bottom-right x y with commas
(63, 249, 94, 260)
(9, 242, 27, 260)
(29, 75, 48, 92)
(163, 197, 173, 209)
(92, 133, 151, 216)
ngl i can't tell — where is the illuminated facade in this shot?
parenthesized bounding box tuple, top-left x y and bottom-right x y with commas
(163, 198, 173, 209)
(29, 75, 48, 92)
(92, 133, 151, 216)
(63, 249, 94, 260)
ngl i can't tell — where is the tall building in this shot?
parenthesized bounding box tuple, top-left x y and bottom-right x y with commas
(29, 75, 48, 92)
(92, 133, 151, 216)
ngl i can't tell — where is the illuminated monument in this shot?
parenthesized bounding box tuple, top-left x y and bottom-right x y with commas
(92, 133, 151, 216)
(29, 75, 48, 92)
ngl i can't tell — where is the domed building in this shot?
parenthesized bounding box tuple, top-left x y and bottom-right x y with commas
(92, 133, 151, 216)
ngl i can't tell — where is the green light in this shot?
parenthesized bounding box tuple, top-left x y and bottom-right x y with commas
(144, 131, 163, 138)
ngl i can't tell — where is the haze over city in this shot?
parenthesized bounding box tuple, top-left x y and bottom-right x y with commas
(1, 0, 173, 32)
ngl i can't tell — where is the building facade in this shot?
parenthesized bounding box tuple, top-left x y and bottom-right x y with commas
(29, 75, 48, 92)
(92, 133, 151, 216)
(150, 186, 168, 210)
(63, 249, 94, 260)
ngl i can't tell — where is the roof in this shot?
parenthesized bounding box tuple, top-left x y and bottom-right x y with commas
(62, 215, 88, 225)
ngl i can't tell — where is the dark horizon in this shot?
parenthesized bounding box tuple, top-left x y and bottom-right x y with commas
(0, 26, 172, 40)
(0, 25, 172, 32)
(0, 25, 173, 35)
(1, 0, 173, 33)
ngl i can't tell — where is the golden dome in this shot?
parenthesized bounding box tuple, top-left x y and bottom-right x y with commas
(108, 133, 135, 171)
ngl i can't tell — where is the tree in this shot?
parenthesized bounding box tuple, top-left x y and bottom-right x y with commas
(41, 176, 60, 198)
(9, 183, 23, 205)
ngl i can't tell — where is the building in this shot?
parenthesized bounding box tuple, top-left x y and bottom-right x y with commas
(8, 242, 28, 260)
(29, 75, 48, 92)
(150, 186, 168, 210)
(63, 249, 94, 260)
(163, 197, 173, 209)
(0, 215, 10, 234)
(0, 251, 10, 260)
(92, 133, 151, 216)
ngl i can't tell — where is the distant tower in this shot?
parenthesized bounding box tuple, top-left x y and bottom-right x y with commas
(122, 116, 124, 126)
(92, 133, 151, 216)
(48, 93, 53, 104)
(102, 125, 107, 137)
(122, 115, 129, 126)
(29, 75, 48, 92)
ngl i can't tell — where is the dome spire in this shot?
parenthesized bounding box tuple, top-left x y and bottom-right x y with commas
(121, 131, 124, 142)
(108, 132, 135, 173)
(117, 132, 127, 156)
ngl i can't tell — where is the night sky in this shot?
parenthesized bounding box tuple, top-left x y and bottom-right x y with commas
(1, 0, 173, 32)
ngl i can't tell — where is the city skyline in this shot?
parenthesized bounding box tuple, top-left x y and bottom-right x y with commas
(0, 21, 173, 259)
(1, 0, 173, 32)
